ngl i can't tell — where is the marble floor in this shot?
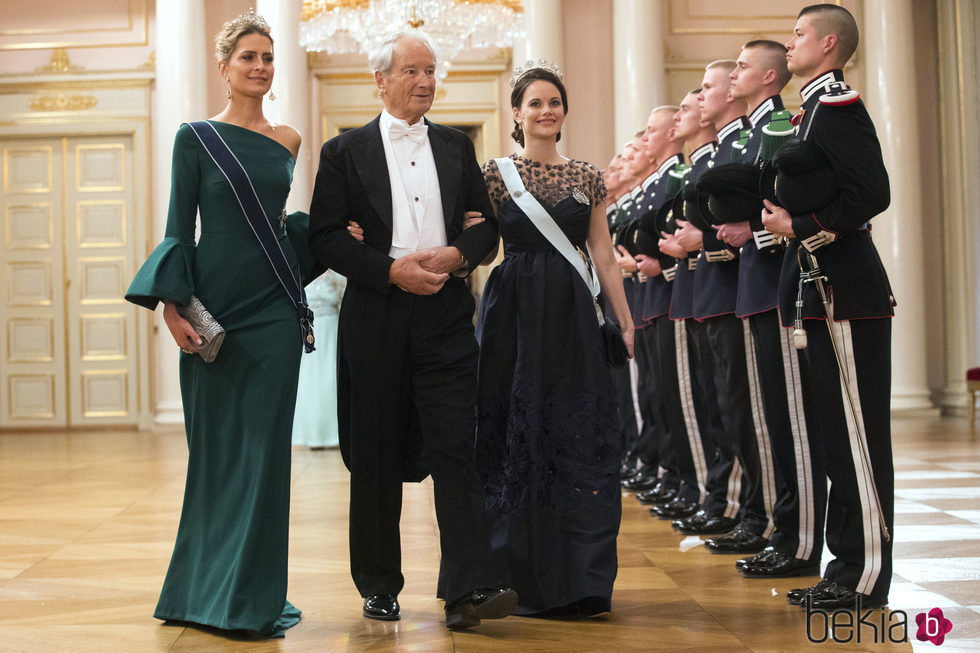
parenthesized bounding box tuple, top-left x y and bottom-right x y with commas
(0, 412, 977, 651)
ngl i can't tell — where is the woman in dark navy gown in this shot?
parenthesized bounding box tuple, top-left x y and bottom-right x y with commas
(474, 63, 634, 617)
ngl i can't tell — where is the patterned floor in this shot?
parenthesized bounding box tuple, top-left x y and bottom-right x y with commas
(886, 421, 980, 653)
(0, 412, 976, 651)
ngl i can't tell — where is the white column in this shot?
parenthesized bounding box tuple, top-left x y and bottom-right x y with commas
(937, 0, 980, 412)
(612, 0, 666, 149)
(863, 0, 932, 410)
(523, 0, 564, 69)
(258, 0, 313, 212)
(522, 0, 564, 154)
(152, 0, 207, 425)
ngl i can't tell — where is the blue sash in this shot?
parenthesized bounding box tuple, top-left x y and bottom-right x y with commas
(186, 120, 315, 353)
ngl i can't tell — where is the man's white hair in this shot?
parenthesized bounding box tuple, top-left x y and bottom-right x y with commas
(369, 30, 438, 75)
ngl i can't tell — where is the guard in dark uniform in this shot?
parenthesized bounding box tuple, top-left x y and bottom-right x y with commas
(603, 157, 641, 468)
(763, 4, 894, 610)
(632, 107, 700, 509)
(657, 84, 742, 534)
(655, 90, 730, 523)
(618, 135, 668, 493)
(716, 40, 827, 578)
(675, 60, 776, 551)
(609, 149, 645, 481)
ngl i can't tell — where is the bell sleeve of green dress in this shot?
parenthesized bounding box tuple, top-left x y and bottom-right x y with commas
(125, 124, 200, 310)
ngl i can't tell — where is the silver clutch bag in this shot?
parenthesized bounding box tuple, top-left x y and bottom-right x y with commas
(176, 295, 225, 363)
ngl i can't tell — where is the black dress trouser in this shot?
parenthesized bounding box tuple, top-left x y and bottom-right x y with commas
(703, 314, 771, 534)
(747, 310, 826, 562)
(339, 278, 498, 604)
(632, 326, 665, 471)
(686, 318, 738, 518)
(799, 316, 893, 600)
(651, 315, 700, 501)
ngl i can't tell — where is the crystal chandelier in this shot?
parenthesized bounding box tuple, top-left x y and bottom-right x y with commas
(300, 0, 525, 78)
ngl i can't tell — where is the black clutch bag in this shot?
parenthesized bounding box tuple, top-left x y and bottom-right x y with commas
(176, 295, 225, 363)
(600, 319, 629, 369)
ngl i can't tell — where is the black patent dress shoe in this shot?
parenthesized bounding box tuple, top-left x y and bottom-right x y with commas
(704, 526, 768, 554)
(786, 578, 835, 604)
(621, 471, 659, 492)
(735, 546, 776, 570)
(651, 497, 698, 520)
(636, 485, 676, 505)
(619, 461, 638, 480)
(741, 550, 821, 578)
(672, 509, 708, 531)
(802, 581, 888, 610)
(673, 510, 739, 535)
(445, 587, 518, 630)
(363, 593, 400, 621)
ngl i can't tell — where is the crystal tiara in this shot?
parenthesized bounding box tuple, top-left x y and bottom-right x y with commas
(508, 58, 563, 88)
(227, 8, 270, 33)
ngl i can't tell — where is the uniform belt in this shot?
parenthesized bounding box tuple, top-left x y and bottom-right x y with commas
(687, 258, 698, 271)
(663, 265, 677, 282)
(703, 249, 736, 262)
(752, 229, 777, 250)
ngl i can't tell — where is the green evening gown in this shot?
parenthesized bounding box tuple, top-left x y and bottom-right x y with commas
(126, 121, 303, 638)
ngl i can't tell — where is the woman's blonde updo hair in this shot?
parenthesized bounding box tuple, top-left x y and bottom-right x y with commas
(214, 9, 273, 63)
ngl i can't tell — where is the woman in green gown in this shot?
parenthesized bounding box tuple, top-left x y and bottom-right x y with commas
(125, 11, 304, 638)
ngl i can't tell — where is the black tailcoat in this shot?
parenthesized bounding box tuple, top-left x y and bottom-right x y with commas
(308, 115, 500, 602)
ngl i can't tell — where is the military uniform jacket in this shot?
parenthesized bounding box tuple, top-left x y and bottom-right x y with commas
(607, 202, 635, 327)
(776, 69, 894, 325)
(617, 190, 650, 329)
(670, 142, 716, 320)
(632, 169, 667, 323)
(692, 116, 750, 320)
(736, 95, 786, 318)
(636, 154, 685, 320)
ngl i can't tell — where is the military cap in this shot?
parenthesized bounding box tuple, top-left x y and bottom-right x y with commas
(633, 222, 660, 258)
(612, 219, 640, 257)
(696, 163, 763, 225)
(759, 139, 838, 216)
(680, 181, 712, 232)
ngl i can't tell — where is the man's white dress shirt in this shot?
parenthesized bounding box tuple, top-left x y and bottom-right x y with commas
(379, 109, 447, 259)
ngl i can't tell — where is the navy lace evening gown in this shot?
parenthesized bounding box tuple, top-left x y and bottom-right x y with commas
(476, 155, 622, 616)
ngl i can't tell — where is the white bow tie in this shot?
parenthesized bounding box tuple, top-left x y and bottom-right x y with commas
(389, 120, 428, 145)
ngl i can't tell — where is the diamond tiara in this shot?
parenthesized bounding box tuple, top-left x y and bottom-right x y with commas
(508, 58, 563, 88)
(227, 8, 271, 33)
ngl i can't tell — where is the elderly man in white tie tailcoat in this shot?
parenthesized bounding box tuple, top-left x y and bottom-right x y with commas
(308, 30, 515, 630)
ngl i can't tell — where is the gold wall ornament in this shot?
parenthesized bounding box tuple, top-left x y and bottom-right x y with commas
(29, 94, 98, 112)
(139, 51, 156, 71)
(301, 0, 371, 21)
(35, 49, 84, 74)
(458, 0, 523, 11)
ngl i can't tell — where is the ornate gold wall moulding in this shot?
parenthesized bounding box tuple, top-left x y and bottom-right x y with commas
(372, 87, 445, 100)
(35, 49, 84, 74)
(28, 93, 98, 112)
(139, 51, 155, 71)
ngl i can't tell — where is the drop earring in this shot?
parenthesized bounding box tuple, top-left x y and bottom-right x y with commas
(268, 91, 276, 102)
(224, 78, 231, 99)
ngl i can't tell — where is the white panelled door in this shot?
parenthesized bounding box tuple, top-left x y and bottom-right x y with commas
(1, 134, 139, 428)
